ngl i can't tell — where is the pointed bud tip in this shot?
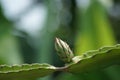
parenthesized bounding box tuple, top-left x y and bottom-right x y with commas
(55, 37, 60, 43)
(55, 37, 74, 63)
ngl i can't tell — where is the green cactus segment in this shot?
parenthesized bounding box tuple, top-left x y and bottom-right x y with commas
(66, 44, 120, 74)
(0, 63, 56, 79)
(0, 45, 120, 79)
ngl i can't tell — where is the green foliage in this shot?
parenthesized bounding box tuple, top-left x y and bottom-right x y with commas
(0, 0, 120, 80)
(75, 0, 116, 55)
(67, 44, 120, 73)
(74, 0, 117, 80)
(0, 44, 120, 79)
(0, 5, 23, 64)
(0, 63, 56, 80)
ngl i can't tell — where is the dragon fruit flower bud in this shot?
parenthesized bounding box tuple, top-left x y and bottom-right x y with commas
(55, 38, 74, 63)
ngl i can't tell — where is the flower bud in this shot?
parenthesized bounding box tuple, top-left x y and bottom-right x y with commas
(55, 38, 74, 63)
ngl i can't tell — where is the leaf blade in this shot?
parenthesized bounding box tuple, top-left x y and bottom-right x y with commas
(0, 63, 56, 79)
(66, 44, 120, 74)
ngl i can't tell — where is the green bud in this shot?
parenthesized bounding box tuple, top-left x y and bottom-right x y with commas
(55, 38, 74, 63)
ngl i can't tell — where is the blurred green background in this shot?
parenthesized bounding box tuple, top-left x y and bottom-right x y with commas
(0, 0, 120, 80)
